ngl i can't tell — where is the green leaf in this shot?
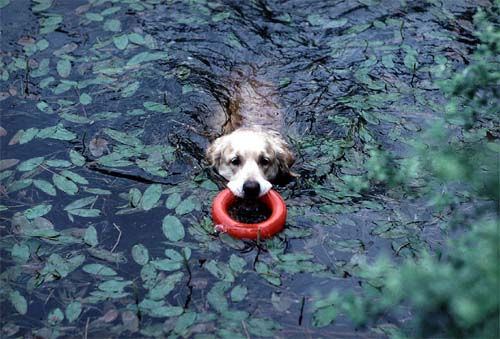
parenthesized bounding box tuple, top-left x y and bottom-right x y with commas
(84, 225, 98, 247)
(165, 192, 181, 209)
(132, 244, 149, 265)
(207, 281, 230, 313)
(68, 208, 101, 218)
(98, 280, 132, 293)
(248, 318, 282, 337)
(64, 196, 97, 211)
(128, 33, 145, 45)
(229, 254, 247, 273)
(65, 301, 82, 323)
(104, 19, 121, 32)
(121, 81, 139, 97)
(45, 159, 72, 168)
(53, 173, 78, 195)
(212, 11, 231, 22)
(382, 54, 395, 68)
(230, 285, 247, 302)
(174, 312, 197, 336)
(104, 128, 142, 146)
(143, 101, 171, 113)
(69, 150, 86, 166)
(79, 93, 92, 105)
(113, 34, 128, 50)
(17, 156, 45, 171)
(60, 170, 89, 185)
(148, 272, 184, 300)
(162, 215, 185, 241)
(0, 0, 11, 10)
(48, 308, 64, 325)
(9, 291, 27, 315)
(175, 196, 196, 215)
(11, 243, 30, 263)
(24, 204, 52, 219)
(32, 0, 52, 12)
(82, 263, 117, 276)
(57, 58, 71, 78)
(313, 305, 337, 327)
(141, 184, 162, 211)
(126, 51, 168, 67)
(85, 12, 103, 21)
(19, 127, 40, 144)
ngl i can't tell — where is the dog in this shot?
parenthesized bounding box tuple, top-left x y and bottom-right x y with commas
(206, 80, 295, 199)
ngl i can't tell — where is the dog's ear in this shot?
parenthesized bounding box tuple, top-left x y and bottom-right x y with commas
(273, 138, 298, 183)
(206, 136, 226, 169)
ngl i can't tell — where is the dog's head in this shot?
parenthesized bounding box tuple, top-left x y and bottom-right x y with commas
(206, 128, 295, 199)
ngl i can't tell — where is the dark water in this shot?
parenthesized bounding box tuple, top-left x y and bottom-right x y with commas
(0, 0, 486, 338)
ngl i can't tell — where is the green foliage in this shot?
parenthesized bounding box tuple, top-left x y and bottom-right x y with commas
(334, 6, 500, 338)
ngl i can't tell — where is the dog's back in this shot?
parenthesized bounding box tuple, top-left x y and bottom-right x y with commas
(225, 81, 284, 133)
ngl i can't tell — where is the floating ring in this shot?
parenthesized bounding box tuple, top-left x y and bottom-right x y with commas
(212, 188, 287, 240)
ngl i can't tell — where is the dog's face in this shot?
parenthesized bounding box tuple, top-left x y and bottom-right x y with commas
(206, 128, 295, 199)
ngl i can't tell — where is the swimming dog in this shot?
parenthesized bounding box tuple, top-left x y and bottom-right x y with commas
(206, 80, 295, 199)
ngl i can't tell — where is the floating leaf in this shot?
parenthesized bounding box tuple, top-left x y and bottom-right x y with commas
(174, 312, 197, 336)
(69, 150, 86, 166)
(85, 12, 103, 21)
(16, 156, 44, 172)
(104, 19, 121, 32)
(84, 225, 98, 247)
(67, 208, 101, 218)
(53, 173, 78, 195)
(57, 58, 72, 78)
(83, 263, 117, 276)
(8, 291, 27, 315)
(64, 196, 97, 211)
(11, 243, 30, 263)
(60, 170, 89, 185)
(45, 159, 72, 168)
(175, 196, 197, 215)
(48, 308, 64, 325)
(19, 127, 39, 144)
(141, 184, 162, 211)
(24, 204, 52, 219)
(113, 34, 128, 50)
(79, 93, 92, 105)
(121, 81, 139, 97)
(148, 272, 183, 300)
(165, 192, 181, 209)
(126, 51, 168, 67)
(65, 301, 82, 323)
(248, 318, 282, 337)
(162, 215, 185, 241)
(132, 244, 149, 265)
(103, 128, 142, 146)
(143, 101, 170, 113)
(230, 285, 247, 302)
(128, 33, 145, 45)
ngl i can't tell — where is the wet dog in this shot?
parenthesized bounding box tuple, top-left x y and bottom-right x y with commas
(206, 81, 295, 199)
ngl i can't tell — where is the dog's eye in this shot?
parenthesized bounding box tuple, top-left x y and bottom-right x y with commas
(230, 156, 241, 166)
(259, 156, 270, 166)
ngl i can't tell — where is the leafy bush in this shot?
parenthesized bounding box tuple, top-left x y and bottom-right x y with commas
(323, 5, 499, 338)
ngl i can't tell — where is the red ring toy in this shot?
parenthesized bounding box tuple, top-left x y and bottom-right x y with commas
(212, 188, 286, 240)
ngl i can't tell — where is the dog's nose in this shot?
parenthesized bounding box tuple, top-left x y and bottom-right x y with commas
(243, 180, 260, 199)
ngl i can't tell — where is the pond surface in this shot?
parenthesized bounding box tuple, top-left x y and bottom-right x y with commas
(0, 0, 486, 337)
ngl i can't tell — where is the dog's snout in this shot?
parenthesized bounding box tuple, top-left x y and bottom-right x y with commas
(243, 180, 260, 198)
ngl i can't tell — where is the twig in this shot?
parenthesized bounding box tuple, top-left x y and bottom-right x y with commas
(241, 319, 250, 339)
(84, 317, 90, 339)
(298, 296, 305, 326)
(111, 223, 122, 253)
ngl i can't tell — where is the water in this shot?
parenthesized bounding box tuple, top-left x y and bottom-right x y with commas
(0, 0, 486, 337)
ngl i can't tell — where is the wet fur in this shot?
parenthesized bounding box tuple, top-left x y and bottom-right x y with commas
(206, 82, 295, 198)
